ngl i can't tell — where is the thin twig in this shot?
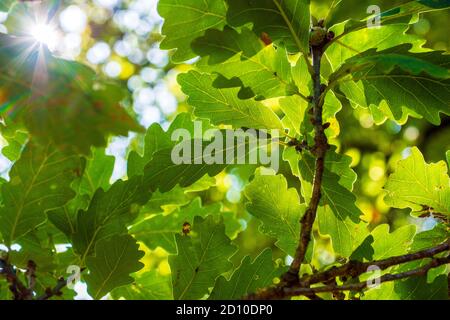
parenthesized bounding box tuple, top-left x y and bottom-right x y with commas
(244, 241, 450, 299)
(300, 240, 450, 287)
(0, 258, 33, 300)
(36, 277, 68, 300)
(25, 260, 37, 292)
(285, 256, 450, 298)
(283, 45, 329, 284)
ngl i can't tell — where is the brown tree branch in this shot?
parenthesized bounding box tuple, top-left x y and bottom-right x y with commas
(245, 18, 449, 301)
(245, 241, 450, 299)
(36, 277, 68, 300)
(300, 240, 450, 287)
(283, 45, 329, 284)
(284, 256, 450, 298)
(0, 258, 33, 300)
(25, 260, 37, 292)
(1, 257, 82, 300)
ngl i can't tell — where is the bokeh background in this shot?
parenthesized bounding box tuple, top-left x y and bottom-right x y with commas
(0, 0, 448, 299)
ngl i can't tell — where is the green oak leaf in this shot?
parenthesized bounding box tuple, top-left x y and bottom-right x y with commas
(330, 44, 450, 125)
(226, 0, 310, 54)
(244, 171, 305, 256)
(411, 223, 449, 251)
(209, 248, 286, 299)
(143, 130, 277, 192)
(349, 235, 375, 262)
(363, 274, 448, 300)
(178, 71, 283, 129)
(194, 27, 297, 99)
(127, 123, 173, 178)
(384, 147, 450, 216)
(157, 0, 227, 62)
(139, 187, 190, 215)
(8, 229, 57, 272)
(370, 224, 416, 260)
(330, 0, 450, 40)
(78, 148, 115, 196)
(48, 149, 114, 238)
(169, 215, 237, 300)
(111, 270, 173, 300)
(0, 120, 28, 162)
(0, 34, 142, 154)
(398, 223, 449, 283)
(0, 0, 15, 12)
(0, 142, 81, 245)
(128, 113, 214, 193)
(134, 112, 275, 193)
(85, 234, 144, 299)
(47, 194, 90, 238)
(316, 206, 368, 259)
(72, 176, 151, 262)
(0, 279, 12, 300)
(143, 143, 226, 193)
(324, 25, 424, 77)
(131, 197, 241, 254)
(137, 177, 215, 216)
(279, 95, 308, 136)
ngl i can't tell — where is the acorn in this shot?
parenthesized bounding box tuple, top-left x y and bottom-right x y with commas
(309, 26, 327, 47)
(327, 30, 335, 41)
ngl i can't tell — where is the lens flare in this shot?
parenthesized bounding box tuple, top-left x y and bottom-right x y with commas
(30, 23, 58, 51)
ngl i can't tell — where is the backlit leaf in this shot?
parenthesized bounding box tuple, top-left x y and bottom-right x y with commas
(169, 215, 237, 300)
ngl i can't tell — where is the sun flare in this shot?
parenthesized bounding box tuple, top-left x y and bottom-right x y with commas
(29, 23, 58, 51)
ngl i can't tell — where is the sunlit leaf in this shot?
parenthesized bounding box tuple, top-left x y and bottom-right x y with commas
(209, 248, 286, 299)
(111, 270, 173, 300)
(157, 0, 228, 62)
(330, 44, 450, 125)
(169, 215, 237, 300)
(384, 147, 450, 216)
(0, 142, 81, 245)
(178, 71, 283, 129)
(131, 198, 241, 254)
(0, 34, 142, 154)
(244, 171, 305, 256)
(226, 0, 310, 54)
(194, 27, 298, 99)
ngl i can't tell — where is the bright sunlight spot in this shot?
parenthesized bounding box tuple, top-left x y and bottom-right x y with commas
(30, 23, 59, 51)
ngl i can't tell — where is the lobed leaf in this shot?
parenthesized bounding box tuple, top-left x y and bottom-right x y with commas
(0, 142, 81, 245)
(0, 33, 142, 155)
(209, 248, 286, 299)
(244, 171, 305, 256)
(85, 234, 145, 299)
(226, 0, 310, 54)
(194, 27, 298, 99)
(384, 147, 450, 216)
(178, 71, 283, 129)
(330, 45, 450, 125)
(131, 198, 241, 254)
(330, 0, 450, 40)
(169, 215, 237, 300)
(157, 0, 228, 62)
